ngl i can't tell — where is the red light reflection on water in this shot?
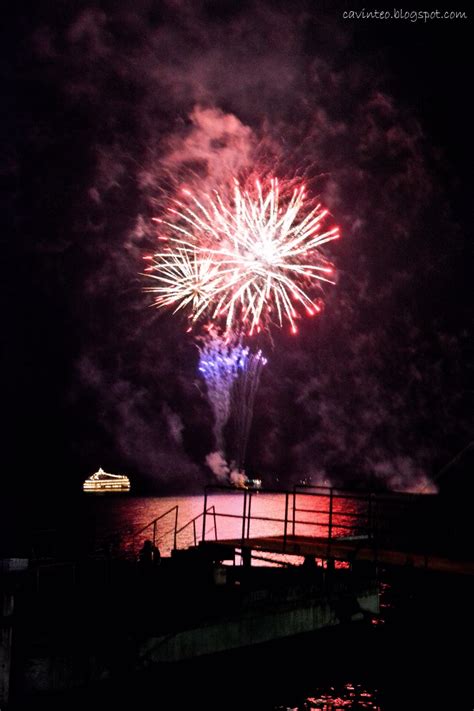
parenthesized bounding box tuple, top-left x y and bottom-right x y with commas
(274, 682, 380, 710)
(87, 490, 370, 561)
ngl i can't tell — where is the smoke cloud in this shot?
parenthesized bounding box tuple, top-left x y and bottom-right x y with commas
(205, 451, 230, 483)
(229, 469, 248, 489)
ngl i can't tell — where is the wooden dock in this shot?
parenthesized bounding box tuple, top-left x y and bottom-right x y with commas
(204, 534, 474, 576)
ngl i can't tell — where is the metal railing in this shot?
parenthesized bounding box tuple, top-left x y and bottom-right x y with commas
(291, 485, 375, 539)
(129, 484, 434, 561)
(132, 505, 179, 552)
(198, 483, 433, 557)
(21, 485, 440, 593)
(131, 504, 219, 556)
(175, 505, 218, 547)
(201, 486, 296, 548)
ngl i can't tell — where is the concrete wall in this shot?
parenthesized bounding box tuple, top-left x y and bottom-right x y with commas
(141, 591, 379, 663)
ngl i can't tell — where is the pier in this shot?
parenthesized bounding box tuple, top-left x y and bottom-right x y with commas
(197, 484, 474, 576)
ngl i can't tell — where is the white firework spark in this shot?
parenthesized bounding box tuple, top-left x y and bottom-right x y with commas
(144, 177, 339, 335)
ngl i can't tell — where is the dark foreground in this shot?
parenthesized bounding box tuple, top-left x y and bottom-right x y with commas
(6, 566, 474, 711)
(3, 487, 474, 709)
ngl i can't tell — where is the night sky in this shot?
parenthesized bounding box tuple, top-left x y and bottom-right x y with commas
(3, 1, 472, 496)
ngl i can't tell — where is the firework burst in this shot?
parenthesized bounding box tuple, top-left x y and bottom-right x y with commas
(144, 177, 339, 335)
(143, 249, 224, 320)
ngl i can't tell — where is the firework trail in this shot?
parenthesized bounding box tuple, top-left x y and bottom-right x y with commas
(198, 331, 241, 451)
(231, 347, 267, 471)
(198, 330, 267, 470)
(144, 177, 339, 335)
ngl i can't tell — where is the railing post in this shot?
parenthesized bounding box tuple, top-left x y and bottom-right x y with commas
(153, 520, 157, 548)
(174, 506, 178, 550)
(327, 488, 334, 560)
(246, 493, 252, 539)
(292, 487, 296, 536)
(283, 492, 289, 550)
(193, 519, 197, 546)
(328, 488, 334, 540)
(202, 489, 208, 543)
(213, 506, 218, 540)
(241, 490, 248, 543)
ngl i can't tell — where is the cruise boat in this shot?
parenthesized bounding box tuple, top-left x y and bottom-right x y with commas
(83, 467, 131, 493)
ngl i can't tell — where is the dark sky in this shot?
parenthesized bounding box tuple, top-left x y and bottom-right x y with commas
(3, 0, 473, 496)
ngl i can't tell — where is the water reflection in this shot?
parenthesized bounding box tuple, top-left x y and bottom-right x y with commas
(85, 489, 367, 559)
(275, 681, 381, 710)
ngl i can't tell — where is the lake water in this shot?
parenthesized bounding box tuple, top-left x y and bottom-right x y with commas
(81, 489, 368, 561)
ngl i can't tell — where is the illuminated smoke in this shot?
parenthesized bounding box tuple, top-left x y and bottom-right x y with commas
(205, 450, 229, 482)
(229, 468, 248, 488)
